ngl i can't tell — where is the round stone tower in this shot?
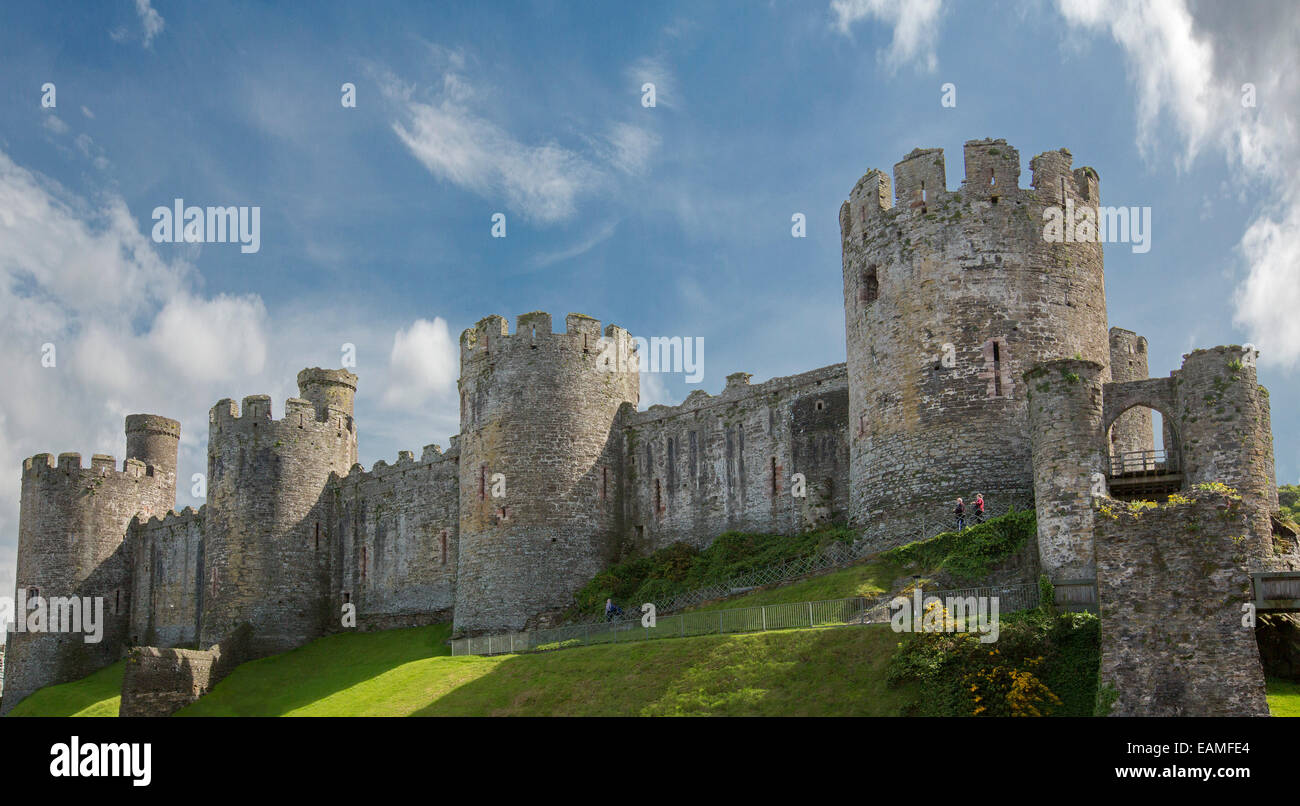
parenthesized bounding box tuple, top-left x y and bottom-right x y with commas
(199, 368, 357, 656)
(454, 312, 639, 634)
(840, 139, 1110, 548)
(1025, 359, 1106, 579)
(1, 415, 178, 715)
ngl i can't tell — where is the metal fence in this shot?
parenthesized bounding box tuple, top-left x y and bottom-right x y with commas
(449, 582, 1041, 657)
(558, 492, 1034, 629)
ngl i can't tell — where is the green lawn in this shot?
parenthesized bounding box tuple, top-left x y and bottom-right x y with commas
(687, 559, 901, 612)
(1267, 678, 1300, 716)
(4, 660, 125, 717)
(8, 624, 1300, 717)
(178, 622, 915, 716)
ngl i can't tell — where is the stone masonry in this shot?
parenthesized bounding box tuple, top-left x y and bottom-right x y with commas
(2, 137, 1292, 717)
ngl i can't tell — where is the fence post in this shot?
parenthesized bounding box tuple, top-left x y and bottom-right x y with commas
(762, 605, 767, 632)
(808, 601, 814, 628)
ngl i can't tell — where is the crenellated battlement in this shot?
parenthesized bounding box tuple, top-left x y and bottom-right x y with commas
(131, 505, 205, 531)
(841, 139, 1101, 248)
(208, 394, 355, 435)
(459, 311, 636, 370)
(626, 363, 847, 427)
(22, 452, 160, 481)
(334, 442, 459, 488)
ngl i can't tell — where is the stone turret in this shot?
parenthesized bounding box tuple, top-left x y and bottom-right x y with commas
(199, 369, 358, 656)
(841, 139, 1109, 549)
(453, 312, 639, 634)
(1, 416, 178, 715)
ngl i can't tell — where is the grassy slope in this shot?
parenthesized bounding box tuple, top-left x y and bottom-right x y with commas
(180, 623, 914, 716)
(8, 623, 1300, 716)
(5, 660, 124, 717)
(687, 559, 899, 612)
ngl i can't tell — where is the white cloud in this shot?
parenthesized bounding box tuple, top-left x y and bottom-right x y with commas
(530, 220, 619, 270)
(625, 55, 680, 109)
(392, 97, 602, 225)
(42, 115, 69, 135)
(830, 0, 945, 72)
(135, 0, 164, 47)
(1055, 0, 1300, 367)
(381, 317, 459, 410)
(601, 123, 660, 176)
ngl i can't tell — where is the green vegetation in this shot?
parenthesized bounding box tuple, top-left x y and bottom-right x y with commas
(879, 508, 1036, 583)
(1278, 484, 1300, 525)
(180, 623, 914, 716)
(888, 610, 1100, 717)
(1266, 678, 1300, 717)
(570, 524, 858, 617)
(687, 560, 898, 611)
(4, 660, 124, 717)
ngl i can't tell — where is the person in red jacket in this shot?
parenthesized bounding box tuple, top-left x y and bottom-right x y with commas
(974, 493, 986, 524)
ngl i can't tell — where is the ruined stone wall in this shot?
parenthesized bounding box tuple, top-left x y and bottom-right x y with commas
(332, 443, 459, 631)
(454, 312, 639, 634)
(1107, 328, 1154, 456)
(118, 623, 250, 717)
(2, 415, 178, 716)
(622, 364, 849, 554)
(200, 369, 357, 656)
(1174, 346, 1281, 567)
(841, 139, 1109, 551)
(1026, 359, 1106, 579)
(128, 507, 204, 649)
(1095, 491, 1269, 716)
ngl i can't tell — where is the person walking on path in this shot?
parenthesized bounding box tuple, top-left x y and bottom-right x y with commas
(974, 493, 985, 524)
(954, 498, 966, 532)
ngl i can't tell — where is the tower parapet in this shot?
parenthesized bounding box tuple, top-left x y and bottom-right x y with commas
(841, 138, 1108, 549)
(2, 417, 178, 715)
(455, 312, 638, 634)
(200, 370, 358, 655)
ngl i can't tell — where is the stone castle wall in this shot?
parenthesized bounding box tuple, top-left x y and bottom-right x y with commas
(332, 443, 459, 630)
(454, 312, 639, 634)
(200, 369, 358, 656)
(841, 140, 1109, 551)
(128, 507, 205, 649)
(1, 415, 178, 716)
(622, 364, 849, 554)
(1095, 491, 1270, 716)
(1107, 328, 1154, 456)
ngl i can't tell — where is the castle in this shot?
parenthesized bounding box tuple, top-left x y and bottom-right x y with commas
(3, 138, 1293, 716)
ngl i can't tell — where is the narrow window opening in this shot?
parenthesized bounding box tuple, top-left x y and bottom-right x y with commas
(440, 531, 448, 566)
(479, 465, 486, 500)
(361, 547, 367, 580)
(654, 479, 662, 516)
(992, 340, 1004, 397)
(860, 267, 879, 304)
(601, 466, 608, 501)
(314, 521, 320, 550)
(342, 592, 350, 605)
(770, 457, 778, 496)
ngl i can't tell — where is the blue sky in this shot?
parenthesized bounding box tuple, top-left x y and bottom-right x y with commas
(0, 0, 1297, 599)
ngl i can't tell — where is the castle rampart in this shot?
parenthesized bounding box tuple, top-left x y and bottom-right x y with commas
(128, 506, 205, 649)
(622, 363, 849, 553)
(454, 312, 638, 634)
(201, 370, 358, 656)
(2, 417, 178, 715)
(332, 444, 459, 631)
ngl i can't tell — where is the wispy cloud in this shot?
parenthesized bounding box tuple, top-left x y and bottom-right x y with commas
(135, 0, 165, 47)
(830, 0, 945, 72)
(1056, 0, 1300, 367)
(530, 220, 619, 270)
